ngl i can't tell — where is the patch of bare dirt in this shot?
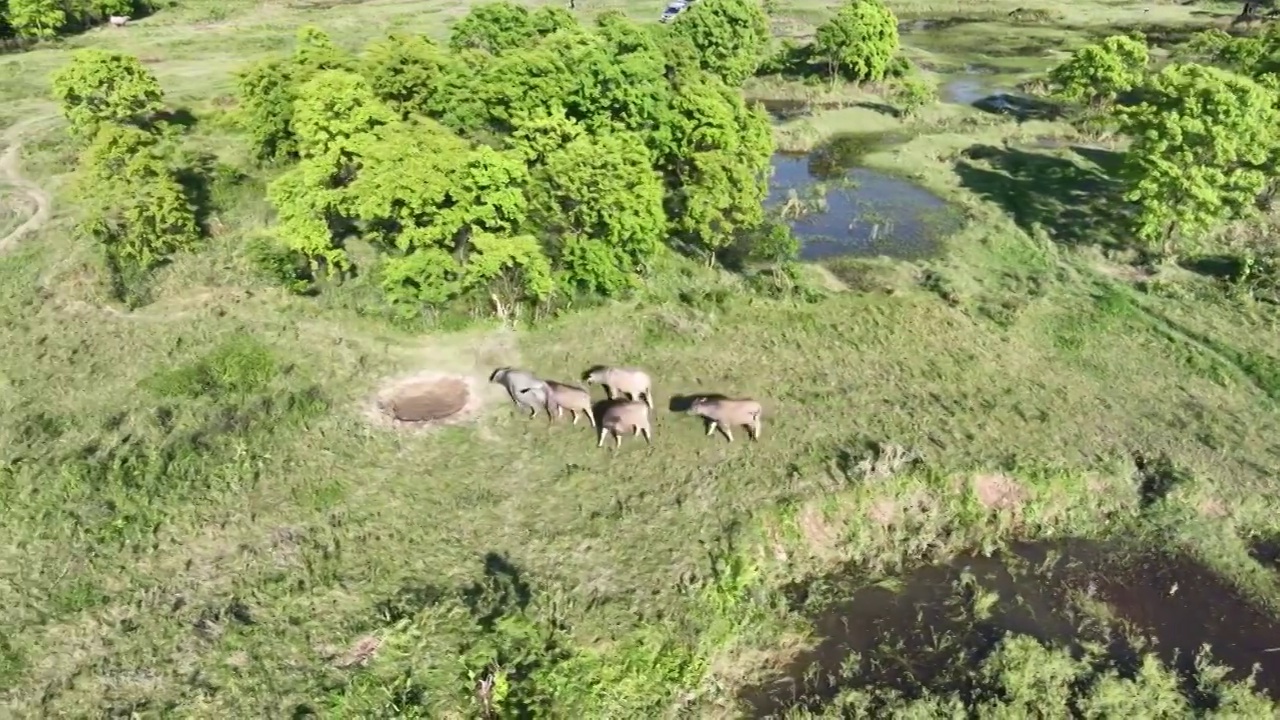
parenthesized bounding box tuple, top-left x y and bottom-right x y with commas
(367, 371, 484, 430)
(868, 497, 901, 527)
(331, 634, 381, 669)
(797, 502, 842, 559)
(808, 265, 850, 292)
(1198, 495, 1228, 519)
(973, 472, 1029, 512)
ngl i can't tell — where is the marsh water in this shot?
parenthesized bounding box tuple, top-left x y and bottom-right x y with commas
(744, 539, 1280, 716)
(767, 132, 962, 261)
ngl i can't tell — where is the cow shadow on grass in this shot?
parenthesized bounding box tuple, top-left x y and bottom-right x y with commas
(954, 143, 1129, 250)
(668, 393, 729, 436)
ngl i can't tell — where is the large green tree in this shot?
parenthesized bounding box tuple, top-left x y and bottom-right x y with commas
(7, 0, 65, 39)
(668, 0, 770, 86)
(265, 70, 395, 274)
(663, 76, 774, 261)
(51, 48, 163, 138)
(448, 1, 540, 55)
(75, 124, 198, 277)
(359, 33, 459, 118)
(529, 131, 667, 295)
(235, 26, 354, 163)
(1118, 63, 1280, 256)
(812, 0, 900, 84)
(1048, 34, 1149, 108)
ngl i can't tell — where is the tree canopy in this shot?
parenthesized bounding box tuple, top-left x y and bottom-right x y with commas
(1047, 34, 1150, 108)
(668, 0, 771, 86)
(2, 0, 148, 41)
(51, 48, 164, 138)
(1118, 63, 1280, 256)
(812, 0, 900, 84)
(235, 14, 782, 318)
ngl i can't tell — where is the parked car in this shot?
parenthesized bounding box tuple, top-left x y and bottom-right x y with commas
(659, 0, 689, 23)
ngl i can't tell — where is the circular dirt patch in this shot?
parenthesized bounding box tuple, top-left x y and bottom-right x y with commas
(369, 372, 482, 430)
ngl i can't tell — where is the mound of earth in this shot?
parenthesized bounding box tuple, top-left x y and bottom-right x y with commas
(369, 372, 482, 429)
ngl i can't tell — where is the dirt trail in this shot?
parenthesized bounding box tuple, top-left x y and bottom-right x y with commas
(0, 116, 55, 253)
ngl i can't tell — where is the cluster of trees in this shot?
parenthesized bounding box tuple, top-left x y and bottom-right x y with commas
(238, 0, 794, 316)
(50, 48, 202, 304)
(1044, 30, 1280, 258)
(759, 0, 907, 86)
(0, 0, 147, 41)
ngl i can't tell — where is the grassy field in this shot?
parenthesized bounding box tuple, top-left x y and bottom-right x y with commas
(4, 0, 1280, 716)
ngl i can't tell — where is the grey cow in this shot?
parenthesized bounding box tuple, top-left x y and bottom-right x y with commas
(489, 367, 560, 420)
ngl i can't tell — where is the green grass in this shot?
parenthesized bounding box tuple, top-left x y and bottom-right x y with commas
(4, 0, 1280, 715)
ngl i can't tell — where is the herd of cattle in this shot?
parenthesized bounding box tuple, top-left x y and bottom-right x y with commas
(489, 366, 764, 448)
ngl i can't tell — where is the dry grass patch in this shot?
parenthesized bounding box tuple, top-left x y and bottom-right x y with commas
(973, 472, 1030, 512)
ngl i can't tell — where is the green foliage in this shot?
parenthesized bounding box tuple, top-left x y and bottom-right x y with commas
(448, 0, 541, 55)
(529, 131, 667, 295)
(235, 57, 300, 162)
(1118, 63, 1280, 256)
(359, 34, 456, 118)
(292, 24, 353, 73)
(290, 69, 394, 160)
(1179, 26, 1280, 78)
(891, 74, 938, 117)
(664, 76, 774, 260)
(6, 0, 66, 39)
(812, 0, 900, 84)
(463, 233, 555, 306)
(669, 0, 771, 86)
(143, 335, 279, 400)
(245, 234, 317, 295)
(74, 124, 199, 297)
(240, 11, 785, 317)
(1047, 34, 1149, 107)
(51, 49, 164, 139)
(234, 27, 354, 163)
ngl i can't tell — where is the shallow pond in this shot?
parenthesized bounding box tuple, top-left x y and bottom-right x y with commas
(940, 71, 1062, 120)
(768, 134, 962, 261)
(941, 72, 1009, 106)
(743, 538, 1280, 716)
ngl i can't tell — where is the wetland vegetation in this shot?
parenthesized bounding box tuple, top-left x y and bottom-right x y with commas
(5, 0, 1280, 716)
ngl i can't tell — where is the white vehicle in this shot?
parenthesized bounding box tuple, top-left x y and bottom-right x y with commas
(659, 0, 689, 23)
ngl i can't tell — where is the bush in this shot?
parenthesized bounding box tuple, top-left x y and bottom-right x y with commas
(812, 0, 900, 84)
(51, 49, 164, 139)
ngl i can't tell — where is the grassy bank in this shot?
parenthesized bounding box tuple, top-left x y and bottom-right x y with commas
(3, 0, 1280, 716)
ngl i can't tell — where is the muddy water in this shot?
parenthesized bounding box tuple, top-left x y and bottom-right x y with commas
(744, 539, 1280, 716)
(768, 133, 962, 261)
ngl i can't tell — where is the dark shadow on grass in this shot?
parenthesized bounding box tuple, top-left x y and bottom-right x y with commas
(973, 93, 1063, 121)
(897, 16, 989, 33)
(463, 552, 532, 631)
(1070, 145, 1126, 175)
(854, 101, 902, 119)
(1180, 254, 1245, 281)
(1076, 22, 1216, 48)
(954, 143, 1127, 249)
(667, 393, 728, 413)
(1249, 532, 1280, 570)
(152, 107, 199, 131)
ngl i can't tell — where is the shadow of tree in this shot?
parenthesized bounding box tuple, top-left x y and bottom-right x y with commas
(462, 552, 532, 631)
(973, 94, 1064, 122)
(954, 144, 1128, 249)
(152, 107, 199, 131)
(1180, 254, 1244, 281)
(854, 101, 902, 119)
